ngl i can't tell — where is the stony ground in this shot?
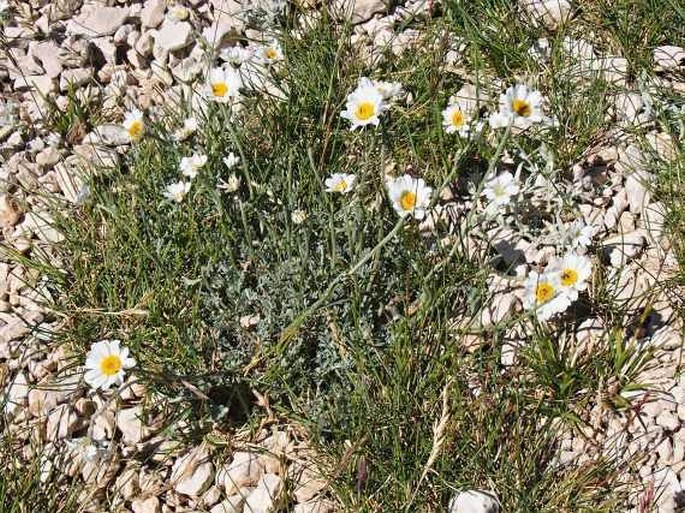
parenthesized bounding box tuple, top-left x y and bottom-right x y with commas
(0, 0, 684, 512)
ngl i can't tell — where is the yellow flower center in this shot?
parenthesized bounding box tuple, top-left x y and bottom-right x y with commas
(451, 109, 464, 127)
(100, 355, 122, 376)
(355, 101, 375, 121)
(400, 191, 417, 211)
(127, 120, 143, 140)
(265, 48, 278, 60)
(333, 179, 347, 192)
(535, 282, 555, 303)
(212, 82, 229, 97)
(493, 184, 506, 197)
(512, 98, 532, 117)
(560, 269, 578, 287)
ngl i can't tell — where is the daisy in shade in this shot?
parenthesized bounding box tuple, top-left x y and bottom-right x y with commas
(167, 4, 189, 21)
(522, 270, 571, 321)
(256, 39, 284, 64)
(562, 219, 597, 250)
(179, 152, 207, 179)
(223, 152, 240, 169)
(205, 67, 242, 103)
(163, 180, 192, 203)
(325, 173, 357, 194)
(387, 174, 433, 220)
(549, 253, 592, 301)
(174, 117, 198, 142)
(220, 46, 254, 66)
(372, 80, 403, 102)
(481, 172, 520, 208)
(489, 84, 545, 129)
(218, 174, 241, 193)
(123, 109, 145, 142)
(341, 77, 387, 130)
(84, 340, 136, 391)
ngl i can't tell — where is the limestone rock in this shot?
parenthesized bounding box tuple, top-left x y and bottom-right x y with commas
(449, 490, 499, 513)
(625, 173, 651, 214)
(601, 230, 646, 267)
(132, 496, 161, 513)
(155, 20, 192, 52)
(46, 404, 79, 440)
(115, 466, 140, 500)
(210, 493, 247, 513)
(244, 474, 283, 513)
(29, 41, 63, 78)
(171, 445, 215, 497)
(0, 194, 22, 228)
(291, 464, 327, 503)
(334, 0, 387, 24)
(141, 0, 167, 28)
(217, 451, 263, 496)
(116, 406, 147, 445)
(294, 500, 335, 513)
(520, 0, 571, 30)
(60, 68, 93, 92)
(67, 6, 130, 37)
(3, 371, 29, 417)
(654, 46, 685, 71)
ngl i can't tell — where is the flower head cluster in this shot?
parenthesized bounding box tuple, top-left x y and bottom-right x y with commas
(123, 109, 145, 142)
(256, 39, 284, 65)
(162, 151, 207, 203)
(560, 219, 597, 251)
(387, 175, 433, 220)
(180, 152, 208, 180)
(163, 181, 192, 203)
(205, 67, 242, 103)
(341, 77, 389, 130)
(84, 340, 136, 391)
(441, 91, 480, 137)
(523, 253, 592, 320)
(489, 84, 546, 129)
(481, 171, 520, 212)
(174, 117, 199, 142)
(325, 173, 357, 194)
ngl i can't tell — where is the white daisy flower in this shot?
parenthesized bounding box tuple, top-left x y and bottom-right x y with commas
(223, 152, 240, 169)
(489, 84, 545, 129)
(218, 174, 241, 193)
(340, 77, 387, 130)
(220, 46, 255, 66)
(442, 98, 476, 136)
(481, 171, 520, 207)
(522, 271, 571, 321)
(291, 209, 307, 224)
(122, 109, 145, 142)
(549, 253, 592, 301)
(372, 80, 403, 102)
(256, 39, 284, 64)
(387, 174, 433, 220)
(174, 117, 198, 142)
(179, 152, 207, 179)
(163, 181, 192, 203)
(84, 340, 136, 391)
(325, 173, 357, 194)
(205, 67, 242, 103)
(562, 220, 597, 250)
(167, 4, 190, 21)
